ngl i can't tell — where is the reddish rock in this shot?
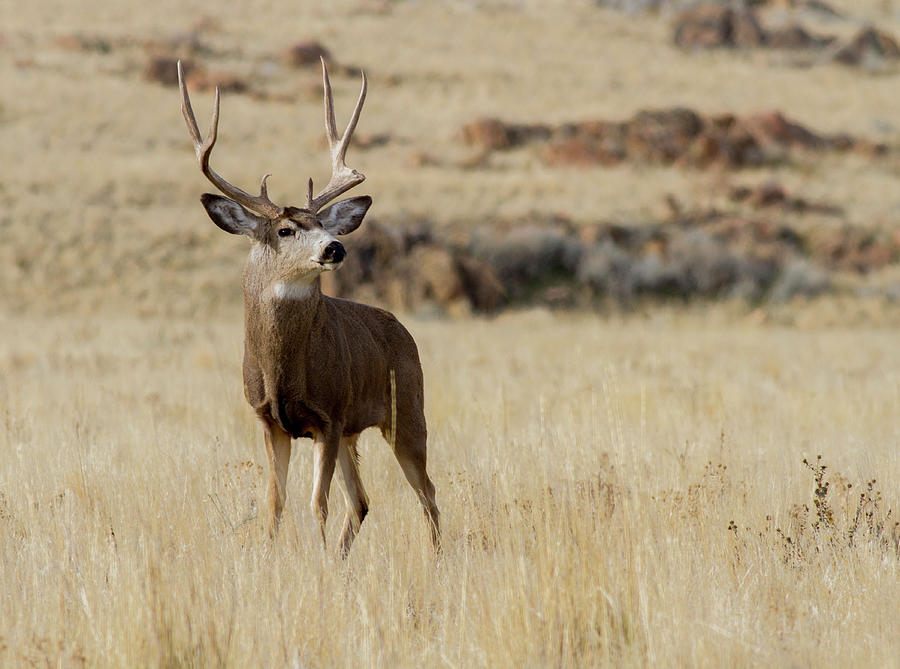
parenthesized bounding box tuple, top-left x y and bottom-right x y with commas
(283, 40, 331, 68)
(730, 8, 768, 47)
(748, 182, 788, 207)
(460, 119, 552, 151)
(543, 137, 610, 167)
(461, 107, 878, 171)
(625, 108, 705, 164)
(460, 118, 515, 151)
(143, 56, 193, 86)
(679, 132, 728, 168)
(856, 243, 893, 272)
(742, 111, 824, 150)
(185, 70, 248, 94)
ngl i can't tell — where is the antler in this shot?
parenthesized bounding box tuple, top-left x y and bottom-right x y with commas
(178, 60, 284, 219)
(306, 58, 368, 213)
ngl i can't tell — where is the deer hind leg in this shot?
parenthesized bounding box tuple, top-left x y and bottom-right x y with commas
(310, 426, 341, 549)
(263, 420, 292, 539)
(385, 421, 441, 550)
(337, 434, 370, 557)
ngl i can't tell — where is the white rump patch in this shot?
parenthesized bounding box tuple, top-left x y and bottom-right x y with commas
(273, 282, 314, 300)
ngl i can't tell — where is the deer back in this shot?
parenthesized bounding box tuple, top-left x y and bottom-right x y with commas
(242, 288, 423, 440)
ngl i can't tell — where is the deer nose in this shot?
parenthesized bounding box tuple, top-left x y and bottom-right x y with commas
(321, 241, 346, 264)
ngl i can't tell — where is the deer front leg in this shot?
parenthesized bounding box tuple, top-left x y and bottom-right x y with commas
(310, 426, 341, 548)
(337, 434, 369, 557)
(263, 419, 292, 538)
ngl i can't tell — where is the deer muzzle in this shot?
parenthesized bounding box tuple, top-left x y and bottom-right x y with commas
(318, 241, 346, 268)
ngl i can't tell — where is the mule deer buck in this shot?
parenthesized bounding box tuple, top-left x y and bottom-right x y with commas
(177, 59, 440, 555)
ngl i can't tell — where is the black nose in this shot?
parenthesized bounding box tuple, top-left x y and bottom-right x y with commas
(322, 241, 346, 264)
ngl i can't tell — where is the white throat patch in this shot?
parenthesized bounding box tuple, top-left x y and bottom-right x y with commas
(273, 282, 314, 300)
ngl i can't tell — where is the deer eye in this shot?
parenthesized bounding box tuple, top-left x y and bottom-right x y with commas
(277, 227, 295, 237)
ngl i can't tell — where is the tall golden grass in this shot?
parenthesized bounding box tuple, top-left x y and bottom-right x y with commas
(2, 309, 898, 666)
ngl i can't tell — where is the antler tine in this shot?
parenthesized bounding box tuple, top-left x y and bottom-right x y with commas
(322, 59, 339, 151)
(179, 61, 204, 146)
(177, 60, 284, 219)
(306, 58, 368, 213)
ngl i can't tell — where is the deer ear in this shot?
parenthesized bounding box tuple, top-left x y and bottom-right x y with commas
(201, 193, 264, 236)
(317, 196, 372, 236)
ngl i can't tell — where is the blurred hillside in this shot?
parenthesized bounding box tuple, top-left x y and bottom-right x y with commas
(3, 0, 900, 317)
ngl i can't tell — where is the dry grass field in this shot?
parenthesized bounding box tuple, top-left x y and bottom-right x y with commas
(3, 0, 900, 666)
(3, 310, 900, 666)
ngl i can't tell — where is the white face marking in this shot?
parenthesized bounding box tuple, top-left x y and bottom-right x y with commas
(307, 229, 340, 262)
(273, 282, 314, 300)
(248, 243, 268, 263)
(246, 223, 344, 302)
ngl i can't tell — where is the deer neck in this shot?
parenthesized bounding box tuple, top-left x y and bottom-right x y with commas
(246, 276, 324, 318)
(270, 279, 320, 302)
(242, 248, 326, 351)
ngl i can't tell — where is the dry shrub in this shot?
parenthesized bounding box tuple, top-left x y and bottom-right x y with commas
(570, 453, 625, 523)
(578, 228, 779, 301)
(808, 226, 900, 273)
(729, 180, 842, 215)
(320, 221, 505, 314)
(660, 454, 899, 573)
(684, 6, 836, 51)
(766, 24, 834, 50)
(449, 454, 625, 556)
(769, 260, 830, 302)
(672, 4, 766, 50)
(593, 0, 670, 12)
(468, 223, 584, 292)
(320, 207, 888, 311)
(407, 246, 465, 306)
(453, 255, 506, 312)
(53, 33, 113, 54)
(671, 2, 893, 60)
(207, 460, 263, 534)
(834, 27, 900, 66)
(769, 456, 900, 566)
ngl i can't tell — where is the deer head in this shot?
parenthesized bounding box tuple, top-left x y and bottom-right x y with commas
(178, 59, 372, 285)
